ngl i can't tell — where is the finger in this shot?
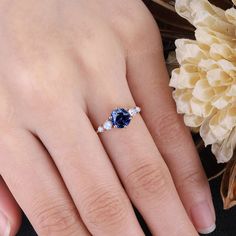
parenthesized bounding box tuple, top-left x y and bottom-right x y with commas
(87, 83, 198, 235)
(34, 108, 144, 236)
(126, 23, 216, 234)
(0, 128, 90, 236)
(0, 176, 21, 236)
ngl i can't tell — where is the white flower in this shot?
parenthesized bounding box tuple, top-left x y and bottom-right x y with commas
(170, 0, 236, 163)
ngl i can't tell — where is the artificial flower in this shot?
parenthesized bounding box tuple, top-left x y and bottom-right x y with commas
(170, 0, 236, 163)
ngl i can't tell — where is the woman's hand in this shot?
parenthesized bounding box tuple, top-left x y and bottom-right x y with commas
(0, 0, 215, 235)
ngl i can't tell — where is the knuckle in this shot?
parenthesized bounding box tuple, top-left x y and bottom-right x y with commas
(153, 112, 184, 146)
(32, 198, 79, 235)
(12, 73, 56, 115)
(16, 67, 77, 112)
(111, 2, 160, 51)
(25, 79, 59, 109)
(81, 186, 128, 229)
(177, 169, 205, 192)
(126, 162, 170, 200)
(0, 95, 16, 126)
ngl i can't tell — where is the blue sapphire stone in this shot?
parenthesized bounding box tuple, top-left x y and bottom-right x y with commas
(111, 108, 131, 128)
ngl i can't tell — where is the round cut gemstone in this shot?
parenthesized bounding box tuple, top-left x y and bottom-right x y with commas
(97, 126, 104, 133)
(111, 108, 131, 128)
(103, 120, 113, 130)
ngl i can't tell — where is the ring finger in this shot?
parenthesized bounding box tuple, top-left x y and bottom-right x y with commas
(87, 77, 198, 236)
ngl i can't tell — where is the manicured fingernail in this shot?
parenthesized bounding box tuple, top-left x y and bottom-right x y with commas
(190, 201, 216, 234)
(0, 211, 10, 236)
(198, 224, 216, 235)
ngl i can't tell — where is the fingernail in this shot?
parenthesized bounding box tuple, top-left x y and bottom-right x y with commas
(0, 211, 10, 236)
(190, 201, 216, 234)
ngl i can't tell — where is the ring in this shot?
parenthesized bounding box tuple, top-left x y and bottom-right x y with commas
(97, 106, 141, 133)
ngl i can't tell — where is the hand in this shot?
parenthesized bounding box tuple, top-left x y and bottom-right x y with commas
(0, 0, 215, 235)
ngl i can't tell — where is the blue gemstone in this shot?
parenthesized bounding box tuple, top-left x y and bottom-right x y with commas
(111, 108, 131, 128)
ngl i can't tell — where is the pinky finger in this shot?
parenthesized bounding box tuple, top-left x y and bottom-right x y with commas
(126, 18, 216, 234)
(0, 177, 22, 236)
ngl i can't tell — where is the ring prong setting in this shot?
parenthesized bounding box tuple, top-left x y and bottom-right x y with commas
(97, 106, 141, 133)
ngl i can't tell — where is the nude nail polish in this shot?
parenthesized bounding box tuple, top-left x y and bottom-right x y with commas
(190, 201, 216, 235)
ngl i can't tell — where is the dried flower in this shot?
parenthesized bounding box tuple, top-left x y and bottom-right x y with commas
(220, 154, 236, 209)
(170, 0, 236, 163)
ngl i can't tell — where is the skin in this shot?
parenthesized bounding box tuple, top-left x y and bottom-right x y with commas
(0, 0, 215, 235)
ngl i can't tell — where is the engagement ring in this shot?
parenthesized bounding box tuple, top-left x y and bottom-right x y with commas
(97, 106, 141, 133)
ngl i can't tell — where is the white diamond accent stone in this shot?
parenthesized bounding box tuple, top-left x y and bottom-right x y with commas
(129, 107, 141, 116)
(97, 126, 104, 133)
(103, 120, 113, 130)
